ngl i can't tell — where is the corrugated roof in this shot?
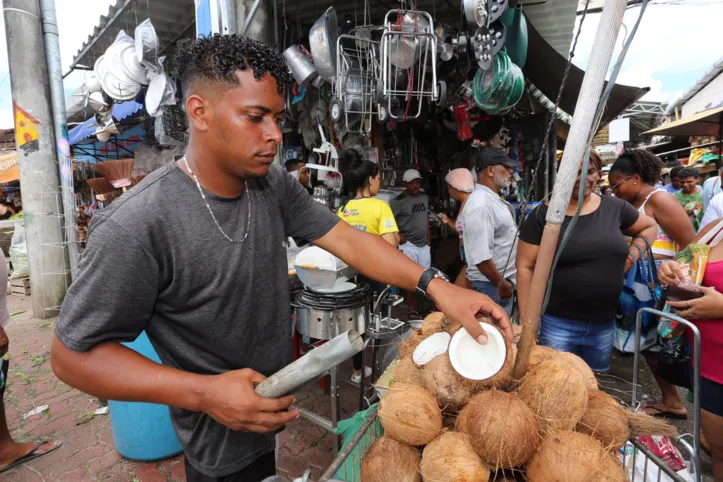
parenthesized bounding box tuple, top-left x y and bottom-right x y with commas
(667, 55, 723, 114)
(70, 0, 197, 71)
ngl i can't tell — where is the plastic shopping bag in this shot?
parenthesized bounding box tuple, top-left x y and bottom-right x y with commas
(9, 224, 28, 279)
(618, 437, 695, 482)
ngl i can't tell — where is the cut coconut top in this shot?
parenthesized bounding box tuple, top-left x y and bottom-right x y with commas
(449, 322, 506, 381)
(412, 332, 451, 366)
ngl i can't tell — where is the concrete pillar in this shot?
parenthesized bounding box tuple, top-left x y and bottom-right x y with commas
(3, 0, 70, 318)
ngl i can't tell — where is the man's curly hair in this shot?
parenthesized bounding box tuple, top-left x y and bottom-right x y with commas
(174, 34, 292, 98)
(610, 149, 663, 186)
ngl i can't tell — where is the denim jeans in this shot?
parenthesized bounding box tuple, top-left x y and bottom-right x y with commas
(539, 314, 615, 371)
(471, 280, 513, 316)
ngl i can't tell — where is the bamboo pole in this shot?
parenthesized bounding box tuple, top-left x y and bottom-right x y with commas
(255, 330, 364, 398)
(512, 0, 628, 380)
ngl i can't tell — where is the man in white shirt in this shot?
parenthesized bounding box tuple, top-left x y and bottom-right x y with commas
(463, 147, 519, 315)
(700, 189, 723, 231)
(702, 165, 723, 212)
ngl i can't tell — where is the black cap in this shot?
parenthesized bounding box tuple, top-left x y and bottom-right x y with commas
(474, 147, 519, 171)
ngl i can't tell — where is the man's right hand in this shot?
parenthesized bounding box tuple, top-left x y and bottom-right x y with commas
(202, 368, 299, 433)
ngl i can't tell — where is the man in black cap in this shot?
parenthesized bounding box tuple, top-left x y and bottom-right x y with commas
(462, 147, 519, 315)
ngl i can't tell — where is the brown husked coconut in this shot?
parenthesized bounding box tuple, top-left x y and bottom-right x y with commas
(458, 334, 516, 392)
(422, 312, 447, 336)
(555, 351, 598, 389)
(399, 330, 426, 360)
(360, 436, 421, 482)
(421, 432, 491, 482)
(598, 454, 628, 481)
(423, 355, 472, 411)
(518, 358, 588, 432)
(394, 357, 426, 388)
(457, 390, 540, 470)
(528, 345, 556, 370)
(526, 431, 614, 482)
(379, 383, 443, 446)
(626, 410, 679, 438)
(576, 390, 630, 450)
(445, 320, 462, 335)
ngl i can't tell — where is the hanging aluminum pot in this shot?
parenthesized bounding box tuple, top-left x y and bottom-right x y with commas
(283, 45, 318, 88)
(463, 0, 488, 28)
(309, 7, 339, 81)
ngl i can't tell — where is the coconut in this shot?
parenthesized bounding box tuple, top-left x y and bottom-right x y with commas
(420, 432, 491, 482)
(413, 332, 451, 367)
(449, 322, 515, 391)
(361, 435, 421, 482)
(598, 454, 628, 481)
(394, 357, 426, 388)
(379, 383, 443, 446)
(526, 431, 614, 482)
(518, 358, 589, 432)
(457, 389, 540, 470)
(555, 351, 598, 389)
(422, 312, 446, 336)
(446, 320, 462, 335)
(575, 390, 630, 450)
(423, 354, 472, 411)
(626, 410, 679, 438)
(528, 345, 556, 370)
(400, 330, 426, 360)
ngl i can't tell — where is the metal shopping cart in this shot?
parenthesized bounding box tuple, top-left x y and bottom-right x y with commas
(330, 30, 387, 137)
(318, 307, 702, 482)
(380, 8, 438, 120)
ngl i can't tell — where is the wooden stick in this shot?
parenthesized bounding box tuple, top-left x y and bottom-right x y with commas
(512, 0, 628, 380)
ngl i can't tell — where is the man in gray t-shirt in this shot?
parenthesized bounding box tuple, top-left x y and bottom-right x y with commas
(50, 36, 513, 481)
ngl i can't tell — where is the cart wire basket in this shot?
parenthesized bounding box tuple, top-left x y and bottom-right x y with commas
(319, 308, 702, 482)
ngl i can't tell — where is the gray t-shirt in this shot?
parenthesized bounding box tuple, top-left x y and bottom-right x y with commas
(55, 161, 339, 477)
(463, 185, 518, 284)
(391, 192, 429, 247)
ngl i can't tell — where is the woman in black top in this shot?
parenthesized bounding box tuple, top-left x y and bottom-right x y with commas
(516, 151, 657, 371)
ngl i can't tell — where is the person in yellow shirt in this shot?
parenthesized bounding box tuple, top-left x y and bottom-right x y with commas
(338, 149, 399, 383)
(338, 150, 399, 247)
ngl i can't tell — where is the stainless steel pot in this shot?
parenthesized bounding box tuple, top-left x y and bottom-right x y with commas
(296, 305, 368, 340)
(309, 7, 339, 81)
(283, 45, 318, 87)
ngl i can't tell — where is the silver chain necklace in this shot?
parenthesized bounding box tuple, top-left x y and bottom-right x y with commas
(182, 156, 251, 243)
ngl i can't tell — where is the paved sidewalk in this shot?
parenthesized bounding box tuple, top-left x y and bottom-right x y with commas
(0, 294, 348, 481)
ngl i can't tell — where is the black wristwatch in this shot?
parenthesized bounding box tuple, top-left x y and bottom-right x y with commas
(416, 268, 450, 298)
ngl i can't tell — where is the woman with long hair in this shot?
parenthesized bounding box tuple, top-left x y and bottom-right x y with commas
(608, 150, 695, 419)
(516, 150, 657, 371)
(438, 168, 475, 287)
(337, 149, 399, 382)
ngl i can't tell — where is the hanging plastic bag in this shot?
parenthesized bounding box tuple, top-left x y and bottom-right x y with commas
(9, 224, 29, 279)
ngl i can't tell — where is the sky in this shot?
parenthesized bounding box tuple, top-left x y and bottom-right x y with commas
(0, 0, 720, 129)
(571, 1, 723, 106)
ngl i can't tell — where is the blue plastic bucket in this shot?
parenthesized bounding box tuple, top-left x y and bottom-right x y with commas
(107, 332, 183, 461)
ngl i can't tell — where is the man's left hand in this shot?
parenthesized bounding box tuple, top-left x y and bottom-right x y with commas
(497, 279, 514, 300)
(427, 280, 513, 344)
(667, 285, 723, 320)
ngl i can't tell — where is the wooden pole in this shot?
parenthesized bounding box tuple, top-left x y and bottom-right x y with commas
(512, 0, 628, 380)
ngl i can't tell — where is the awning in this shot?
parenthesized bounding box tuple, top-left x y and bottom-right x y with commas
(523, 18, 650, 127)
(0, 152, 19, 184)
(643, 105, 723, 137)
(68, 101, 144, 146)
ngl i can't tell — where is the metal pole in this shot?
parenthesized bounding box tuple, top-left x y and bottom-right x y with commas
(39, 0, 79, 278)
(3, 0, 69, 318)
(513, 0, 628, 379)
(237, 0, 274, 45)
